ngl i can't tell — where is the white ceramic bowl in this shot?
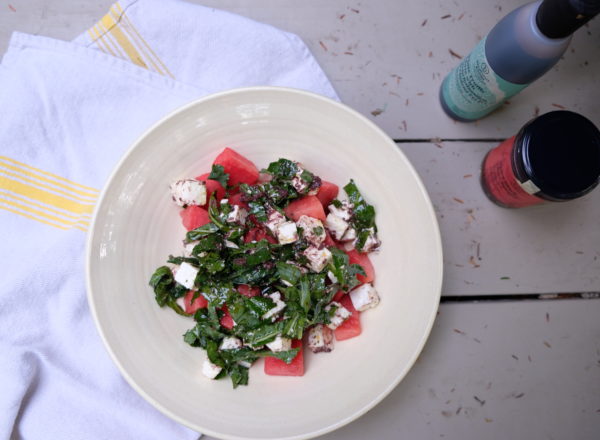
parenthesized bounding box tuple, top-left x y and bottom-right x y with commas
(86, 87, 443, 440)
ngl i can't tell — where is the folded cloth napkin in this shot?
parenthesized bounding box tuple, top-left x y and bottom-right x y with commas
(0, 0, 337, 438)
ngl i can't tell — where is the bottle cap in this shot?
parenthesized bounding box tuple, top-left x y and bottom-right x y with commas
(536, 0, 600, 38)
(515, 111, 600, 200)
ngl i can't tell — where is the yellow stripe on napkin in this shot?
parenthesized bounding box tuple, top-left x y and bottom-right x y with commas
(86, 2, 174, 78)
(0, 156, 98, 232)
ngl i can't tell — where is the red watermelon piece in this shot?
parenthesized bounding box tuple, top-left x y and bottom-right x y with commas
(183, 290, 208, 314)
(179, 206, 210, 231)
(244, 227, 277, 244)
(324, 231, 336, 247)
(237, 284, 260, 298)
(229, 192, 249, 209)
(196, 172, 225, 203)
(264, 340, 304, 376)
(284, 196, 326, 222)
(213, 148, 259, 187)
(220, 305, 235, 330)
(334, 295, 361, 341)
(316, 181, 339, 208)
(332, 290, 345, 302)
(347, 249, 375, 284)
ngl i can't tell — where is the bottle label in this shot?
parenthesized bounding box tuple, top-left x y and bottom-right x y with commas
(441, 37, 529, 120)
(481, 136, 544, 208)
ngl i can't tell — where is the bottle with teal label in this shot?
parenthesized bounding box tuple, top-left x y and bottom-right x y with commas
(440, 0, 600, 122)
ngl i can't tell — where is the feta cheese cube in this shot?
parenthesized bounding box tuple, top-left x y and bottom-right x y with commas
(238, 360, 252, 369)
(262, 292, 286, 321)
(291, 163, 310, 194)
(328, 201, 353, 221)
(266, 335, 292, 352)
(349, 283, 380, 311)
(302, 246, 333, 273)
(226, 205, 248, 225)
(174, 262, 198, 289)
(354, 227, 381, 252)
(220, 198, 229, 204)
(277, 221, 299, 244)
(183, 240, 199, 257)
(341, 227, 357, 242)
(307, 324, 334, 353)
(170, 179, 207, 207)
(265, 207, 286, 234)
(219, 336, 242, 351)
(325, 301, 352, 330)
(296, 215, 326, 246)
(202, 359, 222, 379)
(325, 212, 349, 240)
(327, 270, 339, 284)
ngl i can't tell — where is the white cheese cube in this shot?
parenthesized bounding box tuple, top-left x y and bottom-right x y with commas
(226, 205, 248, 225)
(220, 198, 229, 204)
(262, 292, 286, 321)
(303, 246, 333, 273)
(327, 270, 339, 284)
(183, 241, 199, 257)
(341, 227, 357, 242)
(219, 336, 243, 351)
(266, 335, 292, 353)
(277, 221, 299, 244)
(307, 324, 334, 353)
(354, 227, 381, 252)
(174, 262, 198, 289)
(291, 163, 309, 194)
(325, 301, 352, 330)
(328, 201, 353, 221)
(265, 208, 286, 234)
(202, 359, 222, 379)
(170, 179, 206, 207)
(349, 283, 380, 311)
(325, 213, 349, 240)
(296, 215, 326, 246)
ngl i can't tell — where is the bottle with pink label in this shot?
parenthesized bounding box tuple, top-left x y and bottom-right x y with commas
(481, 111, 600, 208)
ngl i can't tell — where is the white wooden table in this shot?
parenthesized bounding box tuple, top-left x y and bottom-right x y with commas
(2, 1, 599, 439)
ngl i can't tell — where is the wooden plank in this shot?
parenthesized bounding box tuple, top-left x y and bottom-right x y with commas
(1, 0, 597, 140)
(198, 0, 600, 140)
(203, 298, 600, 440)
(400, 141, 600, 296)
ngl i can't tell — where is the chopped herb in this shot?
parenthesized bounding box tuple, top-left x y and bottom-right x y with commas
(208, 164, 230, 188)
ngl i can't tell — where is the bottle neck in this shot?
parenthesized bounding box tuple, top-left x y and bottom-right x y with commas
(536, 0, 600, 38)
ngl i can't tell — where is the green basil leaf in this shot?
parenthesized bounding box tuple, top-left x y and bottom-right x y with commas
(207, 164, 230, 188)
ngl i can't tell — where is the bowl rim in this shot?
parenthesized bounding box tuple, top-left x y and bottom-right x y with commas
(85, 85, 443, 440)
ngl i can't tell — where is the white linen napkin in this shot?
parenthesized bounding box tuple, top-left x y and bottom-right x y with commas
(0, 0, 337, 438)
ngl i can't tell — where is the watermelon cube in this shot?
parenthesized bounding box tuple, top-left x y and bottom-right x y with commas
(284, 196, 326, 222)
(229, 192, 249, 209)
(347, 249, 375, 284)
(237, 284, 260, 298)
(264, 340, 304, 376)
(220, 305, 235, 330)
(332, 290, 345, 302)
(316, 181, 339, 208)
(334, 295, 361, 341)
(196, 172, 225, 203)
(183, 290, 208, 314)
(244, 226, 277, 244)
(213, 148, 259, 187)
(179, 206, 211, 231)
